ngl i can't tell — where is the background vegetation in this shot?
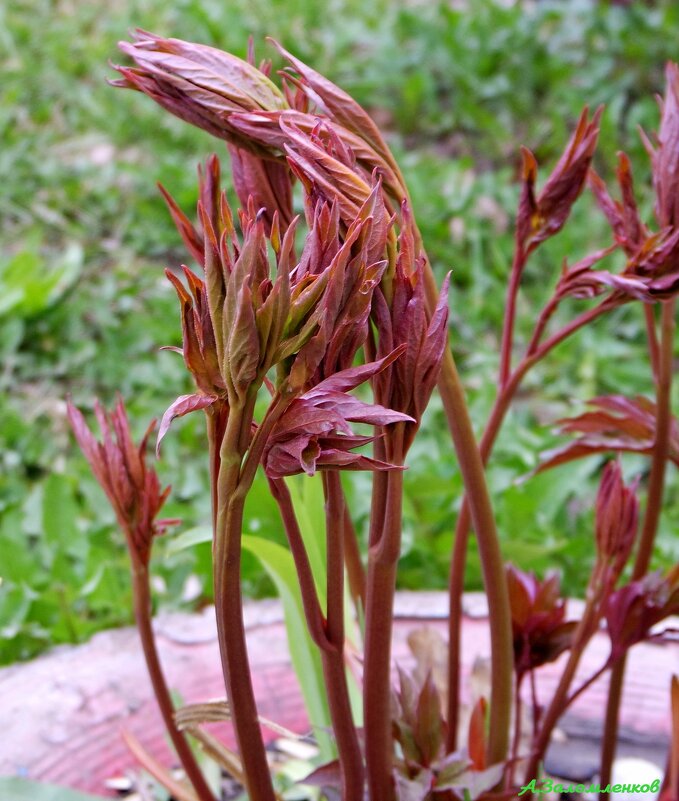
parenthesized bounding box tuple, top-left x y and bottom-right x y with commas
(3, 0, 679, 665)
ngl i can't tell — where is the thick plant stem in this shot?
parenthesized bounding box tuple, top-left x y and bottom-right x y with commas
(364, 428, 405, 801)
(323, 471, 366, 801)
(599, 298, 676, 797)
(444, 299, 613, 751)
(214, 490, 276, 801)
(445, 379, 517, 751)
(422, 263, 513, 766)
(598, 665, 625, 799)
(213, 404, 276, 801)
(131, 559, 216, 801)
(436, 356, 513, 766)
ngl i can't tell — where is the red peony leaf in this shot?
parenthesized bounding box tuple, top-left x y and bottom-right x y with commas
(157, 393, 216, 456)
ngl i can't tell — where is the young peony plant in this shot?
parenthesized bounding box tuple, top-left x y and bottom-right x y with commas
(67, 33, 679, 801)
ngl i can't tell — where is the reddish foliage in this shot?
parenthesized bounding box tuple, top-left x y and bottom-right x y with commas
(67, 399, 177, 565)
(505, 565, 576, 678)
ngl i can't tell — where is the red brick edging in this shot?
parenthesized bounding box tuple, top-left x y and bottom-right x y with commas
(0, 592, 674, 795)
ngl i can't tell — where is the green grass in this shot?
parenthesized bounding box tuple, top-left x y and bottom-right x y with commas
(2, 0, 679, 664)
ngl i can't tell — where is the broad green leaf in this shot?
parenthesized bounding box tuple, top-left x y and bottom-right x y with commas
(288, 476, 327, 605)
(0, 581, 37, 639)
(165, 525, 213, 555)
(242, 534, 334, 760)
(0, 777, 107, 800)
(277, 478, 363, 724)
(42, 474, 86, 564)
(0, 243, 82, 319)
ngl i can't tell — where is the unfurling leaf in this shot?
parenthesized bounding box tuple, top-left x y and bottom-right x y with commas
(505, 564, 575, 678)
(157, 393, 216, 456)
(536, 395, 679, 473)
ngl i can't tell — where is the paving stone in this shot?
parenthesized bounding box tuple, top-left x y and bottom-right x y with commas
(0, 593, 675, 796)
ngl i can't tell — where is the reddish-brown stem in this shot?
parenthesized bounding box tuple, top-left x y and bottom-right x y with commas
(446, 298, 614, 751)
(599, 298, 676, 797)
(323, 472, 346, 651)
(270, 472, 363, 801)
(368, 436, 388, 547)
(523, 600, 601, 790)
(364, 426, 405, 801)
(270, 478, 327, 647)
(343, 506, 367, 611)
(644, 304, 661, 385)
(499, 247, 528, 387)
(423, 269, 513, 767)
(633, 299, 675, 575)
(215, 489, 276, 801)
(666, 677, 679, 799)
(323, 470, 366, 801)
(525, 295, 560, 357)
(131, 559, 216, 801)
(213, 399, 276, 801)
(598, 664, 625, 799)
(271, 475, 365, 798)
(509, 674, 525, 788)
(529, 669, 539, 739)
(565, 661, 610, 707)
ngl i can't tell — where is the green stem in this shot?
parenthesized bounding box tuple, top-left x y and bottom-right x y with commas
(131, 558, 216, 801)
(364, 425, 405, 801)
(599, 298, 676, 797)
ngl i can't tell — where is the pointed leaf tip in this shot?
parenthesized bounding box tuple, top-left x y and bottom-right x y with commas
(157, 394, 216, 456)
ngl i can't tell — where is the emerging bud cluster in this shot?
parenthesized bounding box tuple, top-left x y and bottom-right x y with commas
(561, 63, 679, 302)
(505, 564, 576, 679)
(67, 399, 177, 566)
(604, 566, 679, 660)
(155, 151, 436, 478)
(516, 108, 602, 256)
(371, 204, 450, 455)
(594, 461, 639, 582)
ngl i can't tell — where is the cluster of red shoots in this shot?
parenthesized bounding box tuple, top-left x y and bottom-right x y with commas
(68, 31, 679, 801)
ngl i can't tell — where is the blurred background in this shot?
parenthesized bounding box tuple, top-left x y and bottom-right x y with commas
(2, 0, 679, 666)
